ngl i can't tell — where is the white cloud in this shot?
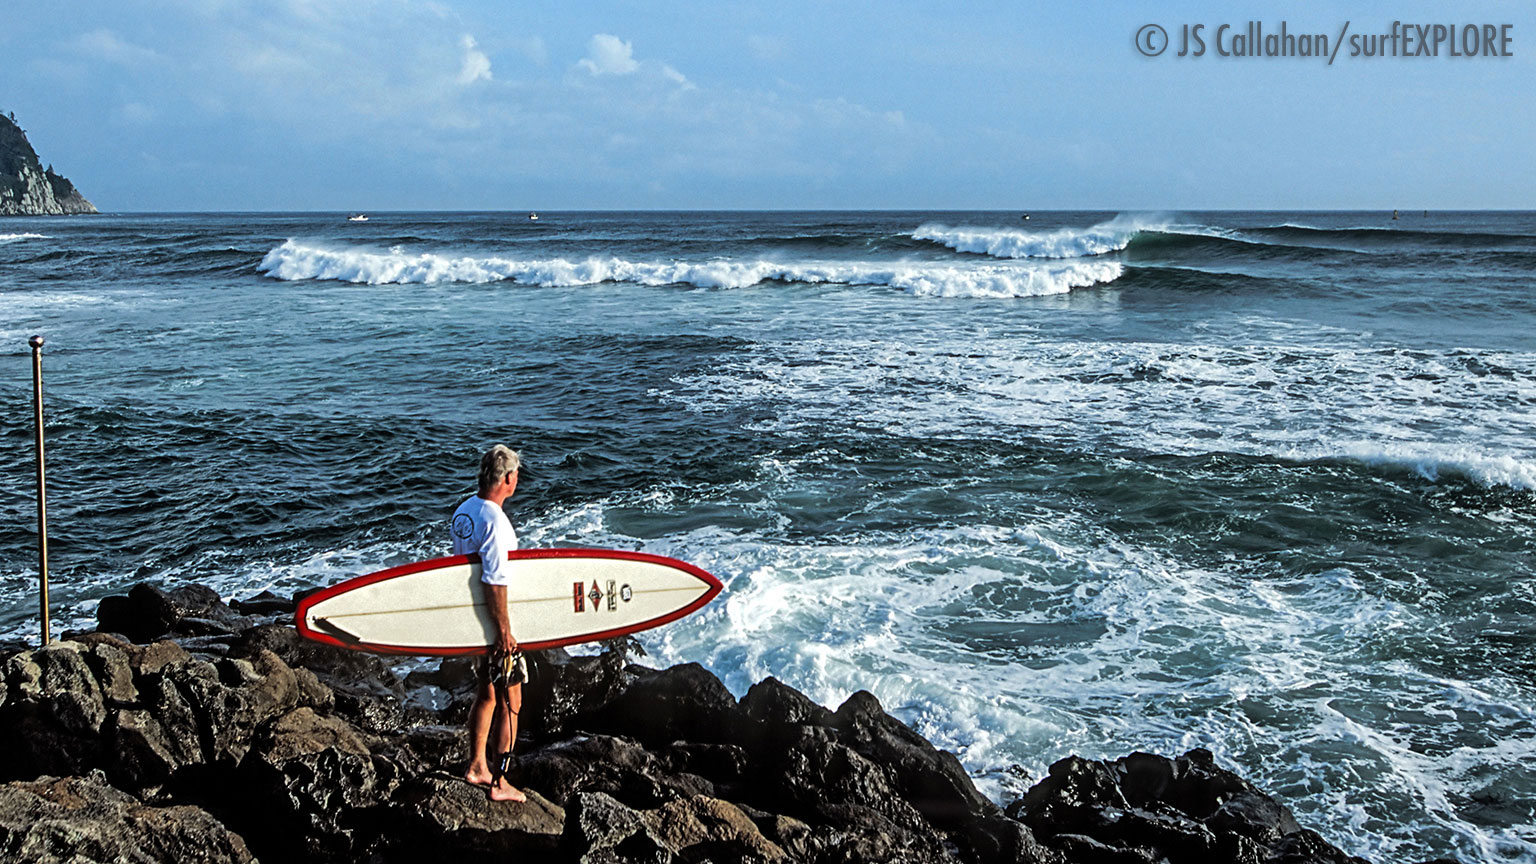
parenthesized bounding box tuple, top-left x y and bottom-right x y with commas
(661, 65, 693, 89)
(457, 35, 491, 84)
(73, 29, 163, 66)
(573, 32, 691, 90)
(41, 3, 924, 204)
(577, 34, 639, 76)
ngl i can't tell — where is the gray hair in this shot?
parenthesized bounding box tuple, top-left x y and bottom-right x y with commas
(476, 445, 521, 493)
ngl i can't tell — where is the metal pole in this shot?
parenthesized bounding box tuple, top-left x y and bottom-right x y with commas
(29, 335, 49, 646)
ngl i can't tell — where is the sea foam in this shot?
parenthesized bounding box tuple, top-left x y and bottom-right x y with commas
(258, 240, 1123, 297)
(660, 336, 1536, 492)
(0, 232, 51, 242)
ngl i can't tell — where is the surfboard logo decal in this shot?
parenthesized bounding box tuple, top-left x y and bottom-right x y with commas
(573, 581, 585, 613)
(588, 582, 603, 610)
(620, 584, 633, 603)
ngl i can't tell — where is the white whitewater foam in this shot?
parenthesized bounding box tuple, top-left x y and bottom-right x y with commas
(257, 240, 1123, 297)
(0, 232, 51, 242)
(516, 478, 1536, 863)
(659, 336, 1536, 492)
(912, 214, 1187, 259)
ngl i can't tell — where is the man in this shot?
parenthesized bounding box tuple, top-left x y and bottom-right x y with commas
(452, 444, 528, 803)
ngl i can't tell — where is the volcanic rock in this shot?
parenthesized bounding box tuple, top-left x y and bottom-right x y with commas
(0, 581, 1395, 864)
(0, 772, 252, 862)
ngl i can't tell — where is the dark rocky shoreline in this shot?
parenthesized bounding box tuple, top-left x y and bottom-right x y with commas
(0, 582, 1433, 863)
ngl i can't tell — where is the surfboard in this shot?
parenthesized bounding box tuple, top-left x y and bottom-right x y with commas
(295, 549, 723, 656)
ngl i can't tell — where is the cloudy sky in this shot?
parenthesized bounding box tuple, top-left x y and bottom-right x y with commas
(2, 0, 1531, 210)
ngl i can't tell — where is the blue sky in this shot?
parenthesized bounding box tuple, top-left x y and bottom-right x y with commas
(2, 1, 1531, 210)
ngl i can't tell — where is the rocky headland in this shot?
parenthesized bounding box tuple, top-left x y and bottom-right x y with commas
(0, 582, 1438, 863)
(0, 111, 97, 216)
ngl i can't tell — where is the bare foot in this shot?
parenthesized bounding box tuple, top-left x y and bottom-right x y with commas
(488, 779, 527, 803)
(464, 767, 494, 787)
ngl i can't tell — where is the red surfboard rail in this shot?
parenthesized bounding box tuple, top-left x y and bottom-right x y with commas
(294, 548, 723, 656)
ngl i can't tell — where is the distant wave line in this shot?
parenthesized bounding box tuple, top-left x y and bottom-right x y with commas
(257, 240, 1123, 297)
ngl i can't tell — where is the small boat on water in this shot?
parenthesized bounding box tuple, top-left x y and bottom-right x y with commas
(528, 212, 539, 221)
(348, 214, 369, 222)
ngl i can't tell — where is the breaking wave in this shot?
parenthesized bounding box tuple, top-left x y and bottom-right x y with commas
(912, 215, 1186, 259)
(0, 232, 51, 243)
(258, 240, 1122, 297)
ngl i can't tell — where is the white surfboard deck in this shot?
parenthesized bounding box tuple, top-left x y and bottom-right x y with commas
(295, 549, 722, 656)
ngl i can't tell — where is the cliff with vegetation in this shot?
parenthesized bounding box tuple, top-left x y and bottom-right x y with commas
(0, 111, 97, 216)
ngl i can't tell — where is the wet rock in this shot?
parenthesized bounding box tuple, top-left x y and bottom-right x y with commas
(741, 675, 834, 729)
(230, 624, 406, 734)
(59, 634, 193, 698)
(562, 791, 789, 864)
(522, 645, 633, 741)
(83, 639, 139, 705)
(235, 706, 386, 860)
(1009, 749, 1353, 864)
(116, 648, 301, 774)
(662, 741, 749, 786)
(589, 662, 738, 747)
(96, 583, 252, 643)
(385, 772, 565, 859)
(293, 666, 335, 712)
(231, 649, 300, 720)
(1268, 828, 1373, 864)
(231, 590, 294, 616)
(561, 789, 653, 859)
(383, 723, 467, 776)
(107, 707, 187, 790)
(752, 723, 932, 837)
(0, 771, 252, 863)
(1052, 832, 1160, 863)
(791, 820, 962, 864)
(132, 639, 193, 676)
(404, 655, 478, 691)
(0, 642, 106, 778)
(232, 624, 398, 691)
(1009, 755, 1130, 834)
(331, 686, 411, 735)
(1099, 805, 1219, 860)
(518, 734, 708, 809)
(753, 810, 814, 856)
(833, 689, 997, 831)
(642, 795, 790, 861)
(166, 656, 258, 764)
(1150, 748, 1303, 843)
(964, 813, 1060, 864)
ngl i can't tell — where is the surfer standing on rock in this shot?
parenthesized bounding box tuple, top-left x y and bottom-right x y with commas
(452, 445, 529, 803)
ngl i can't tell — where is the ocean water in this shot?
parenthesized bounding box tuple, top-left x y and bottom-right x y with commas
(2, 211, 1534, 861)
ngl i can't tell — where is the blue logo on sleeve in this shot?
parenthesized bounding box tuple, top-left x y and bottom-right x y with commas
(452, 513, 475, 539)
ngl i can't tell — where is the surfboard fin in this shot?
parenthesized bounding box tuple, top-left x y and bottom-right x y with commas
(311, 617, 362, 643)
